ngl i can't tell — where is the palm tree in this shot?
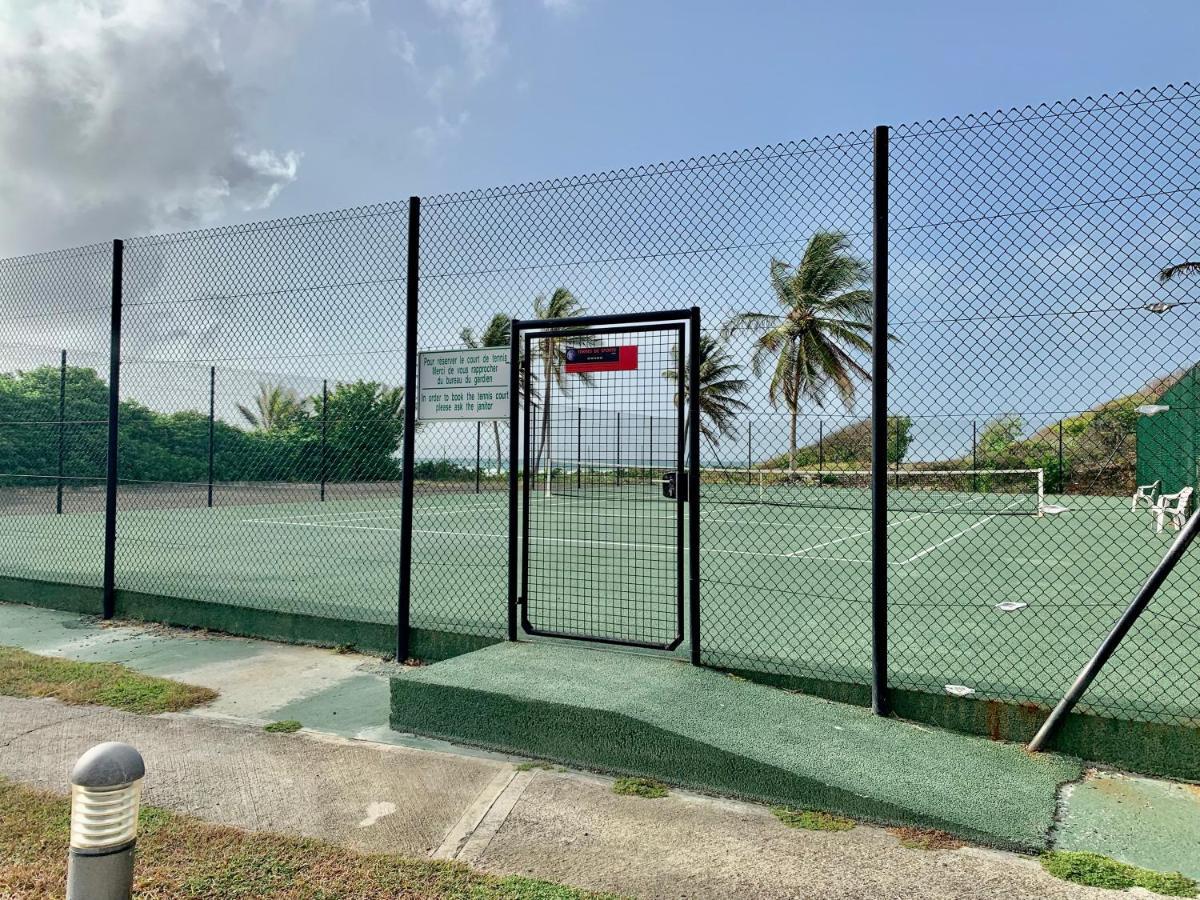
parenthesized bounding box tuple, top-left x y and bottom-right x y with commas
(530, 288, 594, 485)
(663, 334, 749, 454)
(1160, 261, 1200, 282)
(462, 313, 512, 474)
(237, 383, 304, 431)
(722, 232, 874, 473)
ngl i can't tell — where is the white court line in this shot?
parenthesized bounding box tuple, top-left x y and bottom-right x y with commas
(789, 555, 871, 564)
(785, 495, 985, 557)
(238, 517, 801, 559)
(261, 499, 858, 532)
(258, 504, 510, 523)
(897, 498, 1024, 566)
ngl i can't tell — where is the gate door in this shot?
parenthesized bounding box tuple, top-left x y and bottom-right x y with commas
(517, 315, 694, 649)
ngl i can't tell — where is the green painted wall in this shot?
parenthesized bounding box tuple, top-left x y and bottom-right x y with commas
(1136, 363, 1200, 496)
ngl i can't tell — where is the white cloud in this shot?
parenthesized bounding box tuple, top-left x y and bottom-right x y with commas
(0, 0, 305, 255)
(424, 0, 501, 81)
(412, 111, 470, 154)
(386, 26, 417, 68)
(332, 0, 372, 20)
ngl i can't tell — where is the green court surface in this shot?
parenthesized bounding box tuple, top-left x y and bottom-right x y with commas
(389, 640, 1084, 850)
(0, 484, 1195, 724)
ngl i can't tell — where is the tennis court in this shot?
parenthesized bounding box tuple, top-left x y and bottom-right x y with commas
(0, 472, 1193, 723)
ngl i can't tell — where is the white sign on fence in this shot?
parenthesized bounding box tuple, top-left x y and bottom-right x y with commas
(417, 347, 511, 421)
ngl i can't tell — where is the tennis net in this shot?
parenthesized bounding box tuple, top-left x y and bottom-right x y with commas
(698, 467, 1045, 515)
(544, 465, 1045, 516)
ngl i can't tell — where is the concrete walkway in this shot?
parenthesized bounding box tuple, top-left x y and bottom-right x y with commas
(1, 602, 1196, 898)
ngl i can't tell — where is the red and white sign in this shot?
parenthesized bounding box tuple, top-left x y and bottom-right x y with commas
(564, 345, 638, 374)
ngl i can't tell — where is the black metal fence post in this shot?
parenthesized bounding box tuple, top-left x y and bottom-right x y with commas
(56, 349, 66, 515)
(397, 197, 420, 662)
(576, 407, 582, 488)
(688, 307, 702, 666)
(320, 380, 328, 501)
(207, 367, 215, 508)
(1058, 420, 1065, 493)
(747, 421, 753, 485)
(101, 240, 123, 621)
(475, 421, 482, 493)
(870, 125, 890, 716)
(648, 415, 653, 480)
(507, 321, 521, 642)
(818, 420, 824, 475)
(893, 417, 900, 487)
(972, 420, 978, 491)
(616, 411, 622, 487)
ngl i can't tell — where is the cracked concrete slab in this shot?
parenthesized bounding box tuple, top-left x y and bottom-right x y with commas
(0, 696, 507, 856)
(474, 769, 1121, 900)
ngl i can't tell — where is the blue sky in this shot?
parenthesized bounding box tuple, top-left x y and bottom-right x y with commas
(2, 0, 1197, 253)
(1, 0, 1198, 468)
(258, 0, 1200, 218)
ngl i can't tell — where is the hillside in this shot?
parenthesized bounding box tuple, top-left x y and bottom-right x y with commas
(754, 367, 1190, 495)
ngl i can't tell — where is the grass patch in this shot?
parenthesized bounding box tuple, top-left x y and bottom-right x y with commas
(263, 720, 303, 734)
(770, 806, 856, 832)
(1040, 851, 1196, 897)
(888, 826, 964, 850)
(0, 646, 216, 714)
(612, 777, 668, 799)
(515, 761, 559, 773)
(0, 777, 622, 899)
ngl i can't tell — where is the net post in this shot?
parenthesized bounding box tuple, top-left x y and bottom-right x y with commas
(475, 421, 481, 494)
(102, 239, 123, 621)
(57, 349, 66, 515)
(207, 367, 215, 508)
(870, 125, 890, 717)
(688, 307, 702, 666)
(507, 320, 521, 642)
(396, 196, 419, 663)
(320, 380, 328, 501)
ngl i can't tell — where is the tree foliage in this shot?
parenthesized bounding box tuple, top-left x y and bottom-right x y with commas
(0, 367, 409, 486)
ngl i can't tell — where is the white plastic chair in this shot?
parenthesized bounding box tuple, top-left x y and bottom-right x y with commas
(1154, 486, 1193, 533)
(1131, 480, 1160, 511)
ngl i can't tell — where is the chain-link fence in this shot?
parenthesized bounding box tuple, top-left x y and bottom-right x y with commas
(0, 246, 112, 598)
(116, 205, 409, 643)
(0, 83, 1197, 747)
(888, 84, 1200, 727)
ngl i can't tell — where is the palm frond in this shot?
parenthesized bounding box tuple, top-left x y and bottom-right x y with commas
(1159, 261, 1200, 282)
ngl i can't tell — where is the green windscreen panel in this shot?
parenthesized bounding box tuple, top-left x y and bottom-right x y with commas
(1136, 364, 1200, 496)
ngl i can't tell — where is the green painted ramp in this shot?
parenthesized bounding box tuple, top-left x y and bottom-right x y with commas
(390, 642, 1082, 850)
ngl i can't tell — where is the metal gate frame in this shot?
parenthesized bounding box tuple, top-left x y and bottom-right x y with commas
(506, 308, 702, 663)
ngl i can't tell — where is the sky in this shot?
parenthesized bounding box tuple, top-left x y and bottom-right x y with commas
(1, 0, 1197, 256)
(0, 0, 1197, 470)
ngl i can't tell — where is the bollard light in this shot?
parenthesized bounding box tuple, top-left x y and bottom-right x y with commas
(67, 742, 145, 900)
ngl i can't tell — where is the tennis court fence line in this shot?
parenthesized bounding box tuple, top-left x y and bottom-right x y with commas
(1, 81, 1199, 779)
